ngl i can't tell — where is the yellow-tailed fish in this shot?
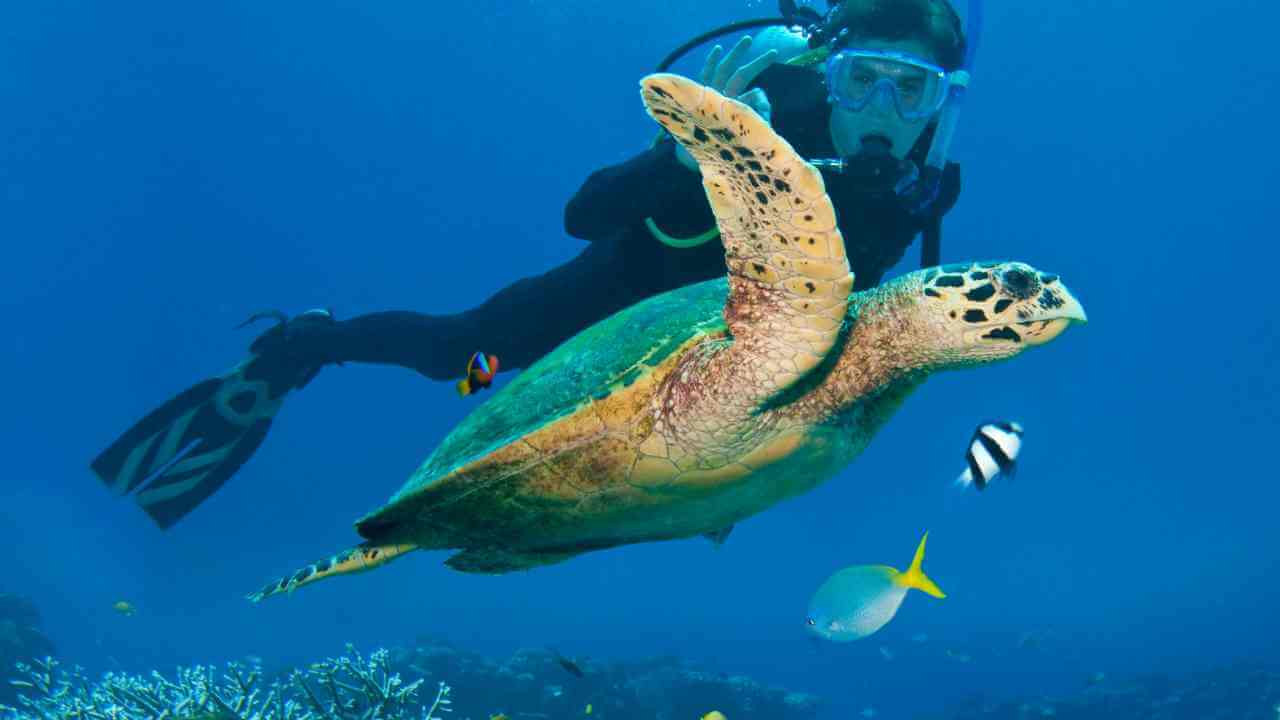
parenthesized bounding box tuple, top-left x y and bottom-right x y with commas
(111, 600, 136, 616)
(805, 532, 944, 642)
(702, 713, 727, 720)
(585, 703, 592, 715)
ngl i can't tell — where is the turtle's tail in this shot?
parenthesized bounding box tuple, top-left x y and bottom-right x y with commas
(246, 542, 417, 603)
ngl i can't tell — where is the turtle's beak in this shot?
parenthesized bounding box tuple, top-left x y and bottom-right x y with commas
(1018, 285, 1087, 346)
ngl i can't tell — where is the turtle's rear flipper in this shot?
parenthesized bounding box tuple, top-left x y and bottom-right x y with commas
(246, 542, 417, 602)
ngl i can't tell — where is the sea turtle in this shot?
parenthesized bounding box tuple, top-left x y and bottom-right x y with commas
(248, 74, 1086, 601)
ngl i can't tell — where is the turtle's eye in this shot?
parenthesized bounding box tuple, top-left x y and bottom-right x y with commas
(1000, 268, 1038, 299)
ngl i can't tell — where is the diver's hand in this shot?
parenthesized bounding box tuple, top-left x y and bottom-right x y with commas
(675, 36, 778, 173)
(242, 308, 337, 393)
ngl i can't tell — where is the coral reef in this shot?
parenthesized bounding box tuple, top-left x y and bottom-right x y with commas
(2, 636, 818, 720)
(1, 646, 452, 720)
(390, 637, 819, 720)
(932, 663, 1280, 720)
(0, 594, 55, 709)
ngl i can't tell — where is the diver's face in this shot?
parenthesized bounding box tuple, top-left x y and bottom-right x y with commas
(827, 38, 939, 160)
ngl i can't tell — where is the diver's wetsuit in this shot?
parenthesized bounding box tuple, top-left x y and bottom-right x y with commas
(295, 65, 960, 380)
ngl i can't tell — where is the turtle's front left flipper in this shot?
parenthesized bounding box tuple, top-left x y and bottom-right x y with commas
(639, 74, 852, 423)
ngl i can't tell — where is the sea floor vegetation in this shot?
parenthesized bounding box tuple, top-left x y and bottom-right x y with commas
(1, 646, 451, 720)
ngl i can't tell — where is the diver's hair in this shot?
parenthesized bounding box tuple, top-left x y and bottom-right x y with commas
(824, 0, 966, 70)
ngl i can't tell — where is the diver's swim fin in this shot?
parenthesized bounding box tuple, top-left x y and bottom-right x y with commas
(91, 308, 335, 529)
(90, 360, 285, 529)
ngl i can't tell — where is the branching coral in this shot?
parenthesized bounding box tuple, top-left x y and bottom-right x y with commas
(1, 646, 452, 720)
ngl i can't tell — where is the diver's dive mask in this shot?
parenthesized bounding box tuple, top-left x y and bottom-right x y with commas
(825, 49, 959, 122)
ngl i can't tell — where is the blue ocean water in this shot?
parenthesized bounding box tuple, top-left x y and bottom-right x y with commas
(1, 0, 1277, 717)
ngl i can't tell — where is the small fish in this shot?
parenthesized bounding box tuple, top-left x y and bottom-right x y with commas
(584, 704, 592, 715)
(911, 632, 930, 644)
(944, 648, 973, 663)
(702, 713, 727, 720)
(456, 351, 499, 396)
(551, 649, 584, 678)
(957, 420, 1023, 490)
(111, 601, 136, 617)
(1017, 630, 1043, 650)
(860, 709, 877, 719)
(878, 646, 894, 661)
(806, 532, 944, 642)
(489, 715, 509, 720)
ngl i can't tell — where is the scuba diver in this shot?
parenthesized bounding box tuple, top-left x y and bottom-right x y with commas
(92, 0, 981, 528)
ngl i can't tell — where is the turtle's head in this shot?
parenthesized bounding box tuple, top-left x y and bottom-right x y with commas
(898, 261, 1087, 368)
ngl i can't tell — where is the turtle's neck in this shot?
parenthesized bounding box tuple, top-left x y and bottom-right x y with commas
(767, 272, 939, 426)
(842, 272, 940, 389)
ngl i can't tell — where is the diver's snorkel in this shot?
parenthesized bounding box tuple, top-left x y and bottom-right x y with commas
(913, 0, 982, 213)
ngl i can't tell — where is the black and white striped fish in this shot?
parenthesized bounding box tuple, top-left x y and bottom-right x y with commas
(957, 421, 1024, 490)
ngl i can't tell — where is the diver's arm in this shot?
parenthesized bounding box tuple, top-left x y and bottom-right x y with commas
(563, 139, 710, 241)
(562, 63, 812, 243)
(286, 311, 480, 381)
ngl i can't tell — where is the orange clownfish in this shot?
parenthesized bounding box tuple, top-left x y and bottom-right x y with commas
(457, 351, 499, 396)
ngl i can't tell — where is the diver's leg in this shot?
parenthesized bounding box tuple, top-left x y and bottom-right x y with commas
(317, 238, 643, 379)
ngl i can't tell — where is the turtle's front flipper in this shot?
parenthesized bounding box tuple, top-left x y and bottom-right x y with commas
(246, 542, 416, 602)
(639, 75, 851, 429)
